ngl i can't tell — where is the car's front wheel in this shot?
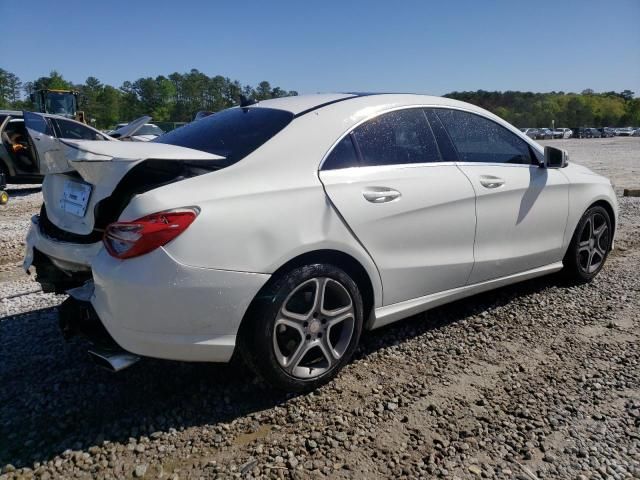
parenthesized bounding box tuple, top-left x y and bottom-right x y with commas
(564, 205, 612, 282)
(240, 264, 363, 392)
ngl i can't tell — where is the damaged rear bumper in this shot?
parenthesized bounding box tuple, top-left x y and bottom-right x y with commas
(24, 215, 102, 276)
(24, 215, 271, 365)
(91, 247, 270, 363)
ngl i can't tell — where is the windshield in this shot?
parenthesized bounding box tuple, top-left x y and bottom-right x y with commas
(136, 124, 164, 136)
(45, 92, 76, 117)
(154, 107, 294, 166)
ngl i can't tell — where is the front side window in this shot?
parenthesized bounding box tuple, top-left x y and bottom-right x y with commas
(351, 108, 441, 167)
(54, 119, 104, 140)
(24, 112, 54, 136)
(435, 109, 533, 165)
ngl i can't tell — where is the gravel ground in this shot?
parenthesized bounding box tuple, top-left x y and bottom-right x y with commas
(1, 138, 639, 479)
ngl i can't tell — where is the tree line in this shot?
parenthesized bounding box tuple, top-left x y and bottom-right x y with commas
(1, 68, 638, 129)
(444, 89, 639, 128)
(0, 69, 298, 128)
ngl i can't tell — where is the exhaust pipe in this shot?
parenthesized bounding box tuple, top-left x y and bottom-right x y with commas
(59, 284, 141, 372)
(88, 349, 141, 372)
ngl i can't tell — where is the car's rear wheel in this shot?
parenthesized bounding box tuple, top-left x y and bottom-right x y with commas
(240, 264, 363, 392)
(564, 205, 612, 282)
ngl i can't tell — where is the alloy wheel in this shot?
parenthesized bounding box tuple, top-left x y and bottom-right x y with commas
(577, 212, 609, 274)
(273, 277, 355, 379)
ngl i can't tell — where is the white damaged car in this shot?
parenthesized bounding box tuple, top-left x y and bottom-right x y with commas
(23, 94, 618, 391)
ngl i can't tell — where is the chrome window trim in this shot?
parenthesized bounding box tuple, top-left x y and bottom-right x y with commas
(319, 103, 543, 172)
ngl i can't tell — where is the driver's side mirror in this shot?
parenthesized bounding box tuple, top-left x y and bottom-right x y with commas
(543, 146, 568, 168)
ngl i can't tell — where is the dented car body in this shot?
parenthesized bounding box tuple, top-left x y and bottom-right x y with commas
(24, 94, 618, 391)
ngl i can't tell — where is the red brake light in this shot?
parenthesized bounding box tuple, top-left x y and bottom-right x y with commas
(103, 208, 198, 259)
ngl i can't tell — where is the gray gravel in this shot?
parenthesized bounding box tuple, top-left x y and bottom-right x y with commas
(1, 138, 639, 479)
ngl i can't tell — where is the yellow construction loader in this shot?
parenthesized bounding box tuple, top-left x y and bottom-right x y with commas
(30, 89, 87, 123)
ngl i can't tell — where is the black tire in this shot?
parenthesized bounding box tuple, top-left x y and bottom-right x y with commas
(563, 205, 612, 283)
(239, 264, 363, 392)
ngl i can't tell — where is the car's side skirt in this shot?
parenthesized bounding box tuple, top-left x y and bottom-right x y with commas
(371, 262, 564, 329)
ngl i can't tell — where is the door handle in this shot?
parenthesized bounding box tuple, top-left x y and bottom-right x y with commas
(479, 176, 505, 189)
(362, 187, 402, 203)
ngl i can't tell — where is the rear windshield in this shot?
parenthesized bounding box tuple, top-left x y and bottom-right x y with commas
(154, 107, 294, 166)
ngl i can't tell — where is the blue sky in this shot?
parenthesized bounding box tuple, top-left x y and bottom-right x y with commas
(3, 0, 639, 95)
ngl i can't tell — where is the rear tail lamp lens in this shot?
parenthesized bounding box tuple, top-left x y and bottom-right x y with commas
(104, 208, 198, 259)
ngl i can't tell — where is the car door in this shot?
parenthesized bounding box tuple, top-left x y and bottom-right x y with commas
(432, 108, 569, 284)
(1, 115, 42, 175)
(23, 111, 66, 174)
(319, 108, 477, 306)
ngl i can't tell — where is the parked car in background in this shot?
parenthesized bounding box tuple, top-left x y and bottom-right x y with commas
(111, 122, 164, 141)
(616, 127, 636, 136)
(0, 110, 110, 184)
(23, 93, 618, 391)
(632, 128, 640, 137)
(519, 128, 539, 139)
(537, 128, 553, 140)
(586, 128, 602, 138)
(598, 127, 616, 138)
(553, 128, 573, 139)
(571, 127, 590, 139)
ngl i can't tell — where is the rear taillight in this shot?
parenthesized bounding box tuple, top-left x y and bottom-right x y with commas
(103, 208, 198, 259)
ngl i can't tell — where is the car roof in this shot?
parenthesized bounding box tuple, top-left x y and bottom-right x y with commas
(0, 110, 85, 122)
(249, 93, 356, 115)
(252, 93, 489, 117)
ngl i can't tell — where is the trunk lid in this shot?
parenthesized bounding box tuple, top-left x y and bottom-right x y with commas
(25, 112, 224, 237)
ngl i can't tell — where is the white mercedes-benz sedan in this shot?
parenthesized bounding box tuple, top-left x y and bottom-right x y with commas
(22, 93, 617, 391)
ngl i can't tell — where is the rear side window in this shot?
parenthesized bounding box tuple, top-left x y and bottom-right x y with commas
(154, 107, 294, 167)
(435, 109, 533, 165)
(352, 108, 441, 166)
(323, 134, 359, 170)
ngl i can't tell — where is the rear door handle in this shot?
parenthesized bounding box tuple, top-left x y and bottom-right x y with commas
(479, 176, 505, 189)
(362, 187, 402, 203)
